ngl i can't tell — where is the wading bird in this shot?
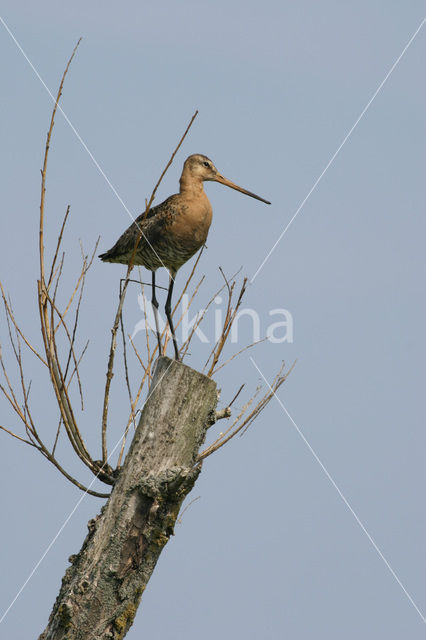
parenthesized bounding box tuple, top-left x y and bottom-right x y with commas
(99, 154, 270, 360)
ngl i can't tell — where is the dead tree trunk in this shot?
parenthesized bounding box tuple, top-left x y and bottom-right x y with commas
(39, 356, 217, 640)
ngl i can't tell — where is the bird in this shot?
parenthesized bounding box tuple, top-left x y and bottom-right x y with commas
(99, 153, 270, 360)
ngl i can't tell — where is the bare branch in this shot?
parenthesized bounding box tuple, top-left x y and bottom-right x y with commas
(211, 338, 267, 375)
(51, 416, 63, 457)
(0, 423, 38, 447)
(198, 360, 296, 461)
(215, 408, 232, 421)
(228, 383, 245, 408)
(179, 267, 242, 361)
(46, 289, 86, 410)
(40, 39, 81, 286)
(54, 258, 86, 332)
(120, 311, 135, 429)
(205, 275, 248, 377)
(47, 205, 70, 290)
(0, 282, 47, 366)
(200, 268, 242, 370)
(144, 110, 199, 217)
(38, 447, 110, 498)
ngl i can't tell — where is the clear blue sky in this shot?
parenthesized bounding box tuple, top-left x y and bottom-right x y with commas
(0, 2, 425, 638)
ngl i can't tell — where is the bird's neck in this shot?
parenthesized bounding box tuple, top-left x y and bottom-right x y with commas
(179, 170, 205, 198)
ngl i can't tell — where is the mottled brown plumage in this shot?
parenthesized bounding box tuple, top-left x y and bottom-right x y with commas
(99, 153, 270, 359)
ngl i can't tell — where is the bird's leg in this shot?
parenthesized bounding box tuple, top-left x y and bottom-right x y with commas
(165, 272, 180, 361)
(151, 271, 162, 356)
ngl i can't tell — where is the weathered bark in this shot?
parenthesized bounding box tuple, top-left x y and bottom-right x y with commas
(39, 356, 217, 640)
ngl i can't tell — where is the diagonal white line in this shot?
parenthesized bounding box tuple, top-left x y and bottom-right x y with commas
(0, 15, 175, 280)
(250, 17, 426, 283)
(250, 356, 426, 626)
(0, 435, 123, 626)
(0, 358, 174, 624)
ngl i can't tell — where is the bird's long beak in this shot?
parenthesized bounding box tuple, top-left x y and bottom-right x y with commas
(214, 173, 271, 205)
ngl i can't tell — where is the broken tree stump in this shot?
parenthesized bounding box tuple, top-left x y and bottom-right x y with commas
(39, 356, 218, 640)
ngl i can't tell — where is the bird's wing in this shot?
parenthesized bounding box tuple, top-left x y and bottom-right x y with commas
(99, 195, 179, 263)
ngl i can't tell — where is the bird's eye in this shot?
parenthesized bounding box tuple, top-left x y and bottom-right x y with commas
(203, 161, 210, 168)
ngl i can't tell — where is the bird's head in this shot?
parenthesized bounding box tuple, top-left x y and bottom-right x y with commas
(183, 154, 271, 205)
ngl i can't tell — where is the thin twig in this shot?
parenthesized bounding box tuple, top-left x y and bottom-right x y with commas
(198, 361, 295, 461)
(47, 205, 71, 290)
(211, 338, 267, 375)
(179, 267, 242, 361)
(46, 289, 86, 414)
(0, 282, 47, 366)
(0, 424, 37, 447)
(140, 279, 152, 381)
(40, 39, 81, 286)
(206, 275, 248, 377)
(54, 258, 86, 332)
(120, 311, 135, 429)
(0, 41, 113, 495)
(101, 278, 130, 461)
(51, 416, 63, 457)
(61, 241, 99, 409)
(201, 268, 242, 371)
(228, 384, 245, 409)
(144, 111, 199, 220)
(177, 496, 201, 524)
(66, 340, 89, 392)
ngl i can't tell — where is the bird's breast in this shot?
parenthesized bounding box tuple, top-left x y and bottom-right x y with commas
(170, 195, 213, 246)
